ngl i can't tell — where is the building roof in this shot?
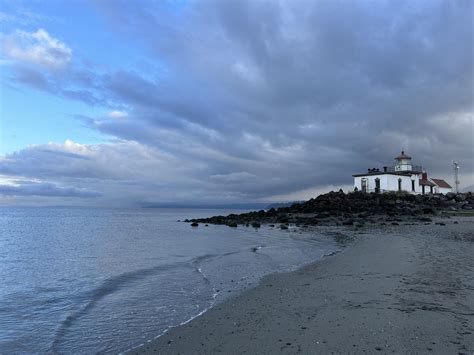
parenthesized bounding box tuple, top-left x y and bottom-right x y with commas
(352, 171, 411, 177)
(394, 150, 412, 160)
(431, 178, 452, 188)
(419, 179, 436, 187)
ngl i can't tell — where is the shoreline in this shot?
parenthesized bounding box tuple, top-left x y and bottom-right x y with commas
(125, 226, 349, 354)
(130, 217, 474, 354)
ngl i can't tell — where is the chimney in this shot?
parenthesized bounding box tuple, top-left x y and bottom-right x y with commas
(383, 166, 387, 172)
(422, 172, 427, 180)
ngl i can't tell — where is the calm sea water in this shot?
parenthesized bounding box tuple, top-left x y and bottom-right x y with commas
(0, 207, 340, 354)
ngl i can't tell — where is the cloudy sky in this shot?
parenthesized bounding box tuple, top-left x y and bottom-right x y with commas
(0, 0, 473, 206)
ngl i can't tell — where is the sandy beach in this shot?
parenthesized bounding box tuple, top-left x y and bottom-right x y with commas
(131, 217, 474, 354)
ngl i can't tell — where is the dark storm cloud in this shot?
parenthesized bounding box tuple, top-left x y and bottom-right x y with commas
(1, 0, 473, 204)
(94, 0, 473, 185)
(92, 0, 473, 137)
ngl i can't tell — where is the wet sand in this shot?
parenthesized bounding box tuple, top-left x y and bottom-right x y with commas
(131, 217, 474, 354)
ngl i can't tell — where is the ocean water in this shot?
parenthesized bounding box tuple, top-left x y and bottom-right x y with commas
(0, 207, 340, 354)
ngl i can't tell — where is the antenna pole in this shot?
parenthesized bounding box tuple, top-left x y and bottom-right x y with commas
(453, 161, 460, 193)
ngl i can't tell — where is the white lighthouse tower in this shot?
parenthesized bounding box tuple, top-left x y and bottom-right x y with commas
(394, 151, 412, 172)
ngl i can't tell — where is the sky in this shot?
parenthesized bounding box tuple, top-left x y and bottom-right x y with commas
(0, 0, 473, 207)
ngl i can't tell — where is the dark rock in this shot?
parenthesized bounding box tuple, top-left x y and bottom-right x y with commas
(191, 222, 199, 227)
(227, 222, 238, 228)
(251, 222, 261, 228)
(445, 192, 456, 200)
(455, 194, 467, 202)
(187, 191, 470, 227)
(423, 207, 435, 214)
(280, 224, 288, 230)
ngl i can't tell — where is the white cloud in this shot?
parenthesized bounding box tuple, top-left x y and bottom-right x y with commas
(3, 139, 182, 181)
(107, 110, 128, 119)
(1, 28, 72, 69)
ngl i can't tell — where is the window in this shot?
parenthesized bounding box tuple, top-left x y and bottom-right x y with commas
(411, 180, 415, 192)
(361, 178, 368, 193)
(398, 178, 402, 191)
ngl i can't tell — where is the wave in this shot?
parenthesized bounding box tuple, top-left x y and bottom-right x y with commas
(50, 250, 238, 353)
(52, 241, 324, 353)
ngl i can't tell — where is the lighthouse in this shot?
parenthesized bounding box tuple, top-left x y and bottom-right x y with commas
(394, 151, 413, 172)
(352, 151, 451, 194)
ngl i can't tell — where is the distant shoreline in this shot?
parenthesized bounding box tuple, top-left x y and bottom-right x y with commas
(130, 217, 474, 354)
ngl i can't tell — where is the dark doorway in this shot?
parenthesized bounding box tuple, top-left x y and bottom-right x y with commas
(361, 179, 368, 193)
(411, 180, 415, 192)
(375, 178, 380, 193)
(398, 178, 402, 191)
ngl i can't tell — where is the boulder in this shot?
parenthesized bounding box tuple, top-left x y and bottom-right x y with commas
(445, 192, 456, 200)
(422, 207, 435, 214)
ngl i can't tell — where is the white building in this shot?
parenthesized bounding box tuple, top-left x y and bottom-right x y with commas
(431, 179, 453, 194)
(353, 151, 452, 195)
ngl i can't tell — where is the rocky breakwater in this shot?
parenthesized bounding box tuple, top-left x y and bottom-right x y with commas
(186, 191, 474, 228)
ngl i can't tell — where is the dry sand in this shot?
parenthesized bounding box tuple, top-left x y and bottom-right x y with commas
(131, 217, 474, 354)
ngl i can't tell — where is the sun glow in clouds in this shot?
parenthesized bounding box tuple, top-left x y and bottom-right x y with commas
(107, 111, 128, 119)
